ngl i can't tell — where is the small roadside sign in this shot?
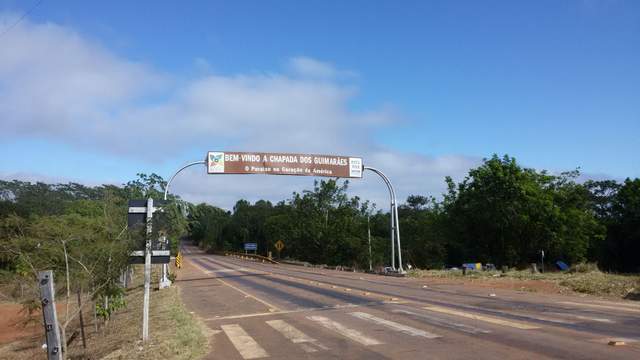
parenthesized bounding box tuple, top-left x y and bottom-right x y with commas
(275, 240, 285, 252)
(244, 243, 257, 251)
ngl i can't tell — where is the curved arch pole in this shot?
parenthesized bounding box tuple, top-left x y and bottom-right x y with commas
(159, 159, 206, 289)
(363, 166, 396, 270)
(363, 166, 404, 272)
(163, 160, 206, 200)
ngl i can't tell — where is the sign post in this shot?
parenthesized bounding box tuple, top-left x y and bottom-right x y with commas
(127, 199, 167, 342)
(142, 198, 153, 342)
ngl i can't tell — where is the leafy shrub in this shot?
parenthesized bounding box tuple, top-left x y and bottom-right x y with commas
(570, 262, 600, 273)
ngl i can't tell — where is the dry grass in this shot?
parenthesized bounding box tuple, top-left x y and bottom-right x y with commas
(408, 266, 640, 299)
(0, 265, 208, 360)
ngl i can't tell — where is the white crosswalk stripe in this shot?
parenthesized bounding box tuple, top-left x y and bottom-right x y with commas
(266, 319, 329, 352)
(350, 312, 442, 339)
(307, 315, 383, 346)
(221, 324, 269, 359)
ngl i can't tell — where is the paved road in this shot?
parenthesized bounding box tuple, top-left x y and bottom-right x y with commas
(176, 245, 640, 359)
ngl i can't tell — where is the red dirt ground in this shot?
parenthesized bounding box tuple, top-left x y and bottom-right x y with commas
(0, 303, 42, 345)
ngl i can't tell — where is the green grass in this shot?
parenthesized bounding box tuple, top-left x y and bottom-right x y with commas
(0, 266, 209, 360)
(97, 267, 210, 360)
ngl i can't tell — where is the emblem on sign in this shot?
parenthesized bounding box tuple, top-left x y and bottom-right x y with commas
(208, 152, 225, 173)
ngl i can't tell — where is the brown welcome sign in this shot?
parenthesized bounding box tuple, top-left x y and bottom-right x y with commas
(207, 151, 363, 178)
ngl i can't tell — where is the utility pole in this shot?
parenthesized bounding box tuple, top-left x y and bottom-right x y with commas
(142, 198, 153, 342)
(367, 215, 372, 271)
(38, 270, 62, 360)
(540, 250, 545, 273)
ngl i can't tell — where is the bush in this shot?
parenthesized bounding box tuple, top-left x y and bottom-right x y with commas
(570, 262, 600, 273)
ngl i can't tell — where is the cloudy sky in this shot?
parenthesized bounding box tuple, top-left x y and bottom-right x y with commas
(1, 1, 638, 209)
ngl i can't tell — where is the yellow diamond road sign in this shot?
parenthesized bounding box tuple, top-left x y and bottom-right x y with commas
(275, 240, 285, 251)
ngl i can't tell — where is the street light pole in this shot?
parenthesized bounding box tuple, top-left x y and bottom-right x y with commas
(363, 166, 404, 273)
(160, 160, 207, 287)
(367, 215, 372, 272)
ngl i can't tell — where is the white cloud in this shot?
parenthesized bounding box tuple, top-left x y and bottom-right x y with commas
(287, 56, 355, 79)
(0, 15, 164, 140)
(0, 15, 478, 209)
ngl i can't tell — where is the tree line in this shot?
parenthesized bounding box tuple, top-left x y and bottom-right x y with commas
(188, 155, 639, 273)
(0, 174, 187, 353)
(0, 153, 638, 313)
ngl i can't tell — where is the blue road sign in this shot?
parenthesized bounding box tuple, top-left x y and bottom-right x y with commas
(244, 243, 257, 251)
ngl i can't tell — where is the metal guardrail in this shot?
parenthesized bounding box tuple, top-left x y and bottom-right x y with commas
(224, 251, 280, 264)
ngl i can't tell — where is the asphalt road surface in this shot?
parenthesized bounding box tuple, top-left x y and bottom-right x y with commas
(176, 245, 640, 359)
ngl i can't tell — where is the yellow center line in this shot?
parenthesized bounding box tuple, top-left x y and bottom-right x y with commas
(214, 255, 408, 303)
(423, 305, 541, 330)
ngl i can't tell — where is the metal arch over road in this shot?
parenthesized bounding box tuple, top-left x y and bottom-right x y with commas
(162, 151, 405, 272)
(163, 160, 206, 201)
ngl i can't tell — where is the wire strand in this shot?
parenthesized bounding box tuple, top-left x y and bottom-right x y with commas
(0, 0, 44, 39)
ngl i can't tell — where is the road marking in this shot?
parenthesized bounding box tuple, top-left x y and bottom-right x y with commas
(422, 305, 540, 330)
(189, 259, 213, 274)
(216, 278, 281, 312)
(547, 312, 615, 324)
(494, 310, 575, 325)
(200, 258, 263, 274)
(350, 312, 441, 339)
(213, 276, 275, 309)
(204, 302, 373, 321)
(188, 258, 281, 312)
(590, 300, 640, 309)
(307, 315, 383, 346)
(559, 301, 640, 314)
(220, 324, 269, 359)
(392, 309, 491, 334)
(208, 268, 250, 273)
(266, 319, 329, 352)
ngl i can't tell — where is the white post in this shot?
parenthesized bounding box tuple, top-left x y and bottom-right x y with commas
(159, 233, 171, 289)
(142, 198, 153, 342)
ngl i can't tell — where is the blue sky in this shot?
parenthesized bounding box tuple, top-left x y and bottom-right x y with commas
(0, 1, 638, 208)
